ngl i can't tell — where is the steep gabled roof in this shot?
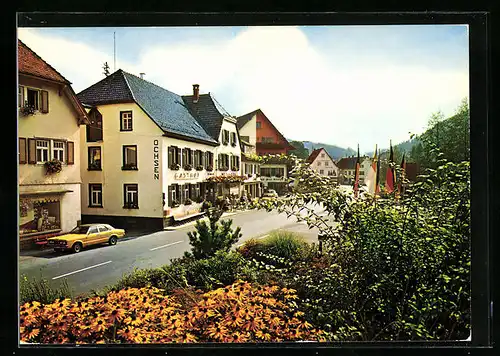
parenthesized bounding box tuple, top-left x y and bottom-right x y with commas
(182, 93, 228, 141)
(236, 109, 258, 130)
(238, 108, 295, 150)
(76, 70, 217, 144)
(18, 40, 69, 84)
(76, 69, 134, 106)
(307, 148, 322, 164)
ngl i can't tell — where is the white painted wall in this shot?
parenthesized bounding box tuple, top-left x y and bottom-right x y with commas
(309, 149, 339, 177)
(238, 115, 257, 146)
(215, 118, 242, 176)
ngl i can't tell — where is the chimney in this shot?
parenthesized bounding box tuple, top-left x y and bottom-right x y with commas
(140, 73, 145, 79)
(193, 84, 200, 103)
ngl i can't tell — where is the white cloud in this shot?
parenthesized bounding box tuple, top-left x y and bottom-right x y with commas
(18, 26, 469, 152)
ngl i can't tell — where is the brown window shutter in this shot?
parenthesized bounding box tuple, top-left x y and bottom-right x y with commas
(27, 138, 36, 164)
(40, 90, 49, 113)
(19, 138, 27, 164)
(67, 141, 75, 164)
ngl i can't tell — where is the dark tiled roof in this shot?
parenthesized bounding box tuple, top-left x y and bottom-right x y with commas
(182, 94, 226, 141)
(76, 70, 135, 106)
(77, 70, 216, 144)
(18, 40, 69, 84)
(306, 148, 322, 164)
(236, 110, 258, 130)
(336, 157, 358, 170)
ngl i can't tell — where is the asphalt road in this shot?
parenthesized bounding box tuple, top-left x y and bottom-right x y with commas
(19, 207, 326, 297)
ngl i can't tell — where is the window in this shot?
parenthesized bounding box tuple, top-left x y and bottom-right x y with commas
(88, 147, 102, 170)
(52, 141, 65, 162)
(169, 184, 179, 207)
(222, 130, 229, 145)
(230, 132, 237, 146)
(321, 153, 325, 158)
(319, 169, 324, 175)
(256, 122, 262, 129)
(18, 86, 24, 107)
(88, 226, 99, 234)
(89, 184, 103, 207)
(240, 135, 250, 143)
(98, 225, 110, 232)
(123, 184, 138, 208)
(218, 154, 229, 170)
(205, 151, 213, 170)
(317, 161, 321, 166)
(26, 88, 39, 110)
(120, 111, 133, 131)
(122, 145, 137, 170)
(36, 140, 49, 163)
(325, 161, 329, 166)
(184, 184, 190, 203)
(261, 137, 274, 143)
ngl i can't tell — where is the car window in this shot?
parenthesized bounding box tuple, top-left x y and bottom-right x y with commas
(88, 226, 99, 234)
(70, 226, 89, 234)
(98, 225, 109, 232)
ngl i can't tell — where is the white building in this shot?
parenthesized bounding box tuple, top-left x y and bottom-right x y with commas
(77, 71, 223, 231)
(306, 148, 339, 177)
(182, 85, 242, 199)
(77, 72, 243, 231)
(18, 40, 90, 249)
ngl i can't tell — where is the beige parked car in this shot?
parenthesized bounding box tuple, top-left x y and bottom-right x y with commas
(47, 224, 126, 253)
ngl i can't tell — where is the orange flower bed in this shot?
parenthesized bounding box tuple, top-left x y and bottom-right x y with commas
(19, 280, 327, 344)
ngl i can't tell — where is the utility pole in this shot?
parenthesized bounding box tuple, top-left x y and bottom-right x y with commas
(113, 31, 116, 72)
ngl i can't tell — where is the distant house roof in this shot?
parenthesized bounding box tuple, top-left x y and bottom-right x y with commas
(18, 40, 70, 84)
(237, 109, 295, 151)
(76, 70, 217, 144)
(306, 148, 322, 164)
(336, 157, 358, 170)
(236, 110, 257, 130)
(182, 93, 229, 141)
(306, 147, 337, 165)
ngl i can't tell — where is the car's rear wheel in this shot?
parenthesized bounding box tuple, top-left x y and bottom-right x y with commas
(108, 236, 117, 246)
(72, 242, 83, 253)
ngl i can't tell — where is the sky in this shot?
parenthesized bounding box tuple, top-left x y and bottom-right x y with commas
(17, 25, 469, 154)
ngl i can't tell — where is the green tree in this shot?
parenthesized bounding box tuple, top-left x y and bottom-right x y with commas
(289, 141, 310, 160)
(186, 208, 242, 259)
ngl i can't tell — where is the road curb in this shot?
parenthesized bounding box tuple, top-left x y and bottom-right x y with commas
(164, 210, 245, 231)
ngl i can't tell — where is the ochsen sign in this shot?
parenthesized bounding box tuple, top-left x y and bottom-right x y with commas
(153, 139, 160, 180)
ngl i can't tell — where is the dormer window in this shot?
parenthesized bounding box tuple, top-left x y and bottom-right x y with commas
(19, 86, 49, 113)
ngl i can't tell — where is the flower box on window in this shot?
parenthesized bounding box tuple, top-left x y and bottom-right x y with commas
(195, 165, 204, 171)
(88, 162, 101, 170)
(183, 164, 193, 171)
(123, 202, 139, 209)
(170, 163, 181, 170)
(231, 166, 238, 171)
(122, 163, 138, 170)
(219, 166, 229, 172)
(171, 200, 180, 208)
(20, 103, 36, 116)
(206, 165, 214, 171)
(222, 140, 229, 146)
(184, 198, 192, 205)
(231, 142, 237, 147)
(44, 159, 62, 175)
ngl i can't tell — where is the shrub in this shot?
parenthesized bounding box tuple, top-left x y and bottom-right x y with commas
(247, 145, 471, 341)
(186, 207, 242, 259)
(261, 230, 311, 261)
(19, 274, 72, 305)
(111, 268, 169, 292)
(20, 282, 328, 343)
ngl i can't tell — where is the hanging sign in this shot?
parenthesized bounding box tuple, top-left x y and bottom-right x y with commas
(153, 139, 160, 180)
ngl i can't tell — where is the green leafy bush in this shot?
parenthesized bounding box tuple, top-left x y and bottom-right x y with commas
(247, 143, 471, 341)
(19, 274, 72, 305)
(186, 207, 242, 259)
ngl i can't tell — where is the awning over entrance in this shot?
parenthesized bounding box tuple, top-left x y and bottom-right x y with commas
(19, 189, 73, 196)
